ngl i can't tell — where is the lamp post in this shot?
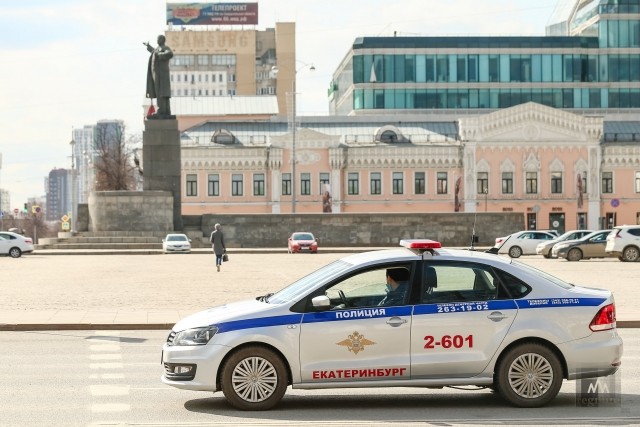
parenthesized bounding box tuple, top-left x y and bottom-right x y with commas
(70, 137, 76, 233)
(290, 63, 315, 214)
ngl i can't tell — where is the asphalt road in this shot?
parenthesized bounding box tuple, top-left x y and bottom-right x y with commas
(2, 329, 639, 426)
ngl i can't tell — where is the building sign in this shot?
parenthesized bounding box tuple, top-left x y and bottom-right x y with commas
(167, 3, 258, 26)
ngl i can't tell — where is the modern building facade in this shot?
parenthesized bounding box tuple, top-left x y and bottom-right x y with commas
(329, 0, 640, 117)
(45, 168, 71, 222)
(165, 22, 295, 116)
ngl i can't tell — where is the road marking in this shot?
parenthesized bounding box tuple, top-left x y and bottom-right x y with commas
(89, 362, 123, 370)
(90, 385, 130, 396)
(89, 373, 125, 380)
(89, 353, 122, 361)
(89, 403, 130, 413)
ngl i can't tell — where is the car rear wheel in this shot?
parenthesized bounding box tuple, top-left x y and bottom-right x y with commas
(622, 246, 640, 262)
(9, 247, 22, 258)
(495, 343, 562, 408)
(508, 246, 522, 258)
(567, 248, 582, 261)
(221, 346, 288, 411)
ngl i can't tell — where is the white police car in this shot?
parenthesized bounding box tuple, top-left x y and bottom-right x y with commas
(161, 240, 622, 410)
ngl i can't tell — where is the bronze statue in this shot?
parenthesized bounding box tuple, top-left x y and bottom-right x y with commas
(144, 35, 174, 119)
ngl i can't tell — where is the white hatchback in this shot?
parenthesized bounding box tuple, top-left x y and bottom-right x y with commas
(161, 240, 622, 410)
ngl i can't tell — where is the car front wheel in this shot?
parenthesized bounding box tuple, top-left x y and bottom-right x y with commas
(221, 346, 288, 411)
(508, 246, 522, 258)
(622, 246, 640, 262)
(567, 248, 582, 261)
(9, 247, 22, 258)
(495, 343, 563, 408)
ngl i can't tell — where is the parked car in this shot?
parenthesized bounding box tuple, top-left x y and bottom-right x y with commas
(162, 233, 192, 254)
(161, 239, 622, 410)
(605, 225, 640, 262)
(491, 230, 557, 258)
(287, 232, 318, 253)
(538, 229, 561, 238)
(0, 231, 34, 258)
(551, 230, 613, 261)
(536, 230, 594, 258)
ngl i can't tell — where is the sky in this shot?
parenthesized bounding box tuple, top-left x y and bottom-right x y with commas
(0, 0, 560, 211)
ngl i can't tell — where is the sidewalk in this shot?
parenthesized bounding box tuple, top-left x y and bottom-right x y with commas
(1, 250, 639, 331)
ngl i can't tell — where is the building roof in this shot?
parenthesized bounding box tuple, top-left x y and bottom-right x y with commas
(352, 35, 598, 50)
(172, 96, 279, 117)
(603, 121, 640, 143)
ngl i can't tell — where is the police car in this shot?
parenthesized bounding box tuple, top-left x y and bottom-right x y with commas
(161, 240, 622, 410)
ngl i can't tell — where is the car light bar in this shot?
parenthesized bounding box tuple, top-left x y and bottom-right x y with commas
(399, 239, 442, 249)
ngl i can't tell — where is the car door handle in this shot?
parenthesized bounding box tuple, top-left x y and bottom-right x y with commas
(386, 317, 408, 327)
(487, 311, 508, 322)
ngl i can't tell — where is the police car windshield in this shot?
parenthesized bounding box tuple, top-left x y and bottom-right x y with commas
(267, 260, 352, 304)
(512, 260, 574, 289)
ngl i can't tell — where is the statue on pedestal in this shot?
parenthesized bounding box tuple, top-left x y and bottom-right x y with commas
(144, 35, 174, 119)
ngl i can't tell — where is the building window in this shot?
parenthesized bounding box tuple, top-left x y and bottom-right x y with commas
(253, 173, 265, 196)
(635, 171, 640, 193)
(282, 173, 291, 196)
(232, 174, 243, 196)
(602, 171, 613, 193)
(526, 172, 538, 194)
(393, 172, 404, 194)
(301, 173, 311, 195)
(370, 172, 382, 195)
(437, 172, 448, 194)
(208, 174, 219, 196)
(502, 172, 513, 194)
(551, 172, 563, 194)
(414, 172, 426, 194)
(186, 174, 197, 197)
(319, 172, 330, 194)
(348, 172, 359, 195)
(477, 172, 488, 194)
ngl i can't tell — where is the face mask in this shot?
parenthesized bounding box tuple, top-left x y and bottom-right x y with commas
(385, 283, 393, 292)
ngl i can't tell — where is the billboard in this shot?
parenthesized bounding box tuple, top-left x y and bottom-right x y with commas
(167, 3, 258, 26)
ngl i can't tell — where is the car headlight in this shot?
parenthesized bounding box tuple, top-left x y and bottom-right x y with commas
(172, 326, 218, 346)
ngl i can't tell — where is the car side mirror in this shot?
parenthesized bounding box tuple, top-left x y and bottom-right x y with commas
(311, 295, 331, 310)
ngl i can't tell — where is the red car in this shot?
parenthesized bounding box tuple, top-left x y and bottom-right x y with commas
(287, 232, 318, 253)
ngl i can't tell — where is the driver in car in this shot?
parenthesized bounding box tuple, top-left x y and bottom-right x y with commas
(378, 268, 410, 306)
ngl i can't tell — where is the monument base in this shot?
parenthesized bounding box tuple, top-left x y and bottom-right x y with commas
(88, 191, 173, 232)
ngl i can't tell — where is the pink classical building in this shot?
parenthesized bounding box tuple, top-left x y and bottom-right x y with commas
(177, 102, 640, 233)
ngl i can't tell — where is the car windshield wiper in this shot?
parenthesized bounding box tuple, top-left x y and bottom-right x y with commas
(256, 293, 274, 303)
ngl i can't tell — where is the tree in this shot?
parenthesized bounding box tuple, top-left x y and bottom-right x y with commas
(92, 123, 141, 191)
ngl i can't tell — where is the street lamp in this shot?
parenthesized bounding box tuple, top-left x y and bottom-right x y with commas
(290, 63, 315, 214)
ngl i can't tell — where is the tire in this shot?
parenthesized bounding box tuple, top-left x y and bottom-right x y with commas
(221, 346, 288, 411)
(622, 246, 640, 262)
(543, 252, 551, 259)
(495, 343, 563, 408)
(567, 248, 582, 261)
(9, 247, 22, 258)
(508, 246, 522, 258)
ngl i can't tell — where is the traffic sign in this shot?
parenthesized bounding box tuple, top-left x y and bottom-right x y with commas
(611, 198, 620, 208)
(61, 221, 70, 231)
(14, 208, 18, 214)
(61, 214, 69, 222)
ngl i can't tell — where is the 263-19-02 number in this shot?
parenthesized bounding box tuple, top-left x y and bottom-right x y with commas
(424, 334, 473, 349)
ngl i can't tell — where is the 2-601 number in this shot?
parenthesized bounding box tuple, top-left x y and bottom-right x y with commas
(424, 334, 473, 349)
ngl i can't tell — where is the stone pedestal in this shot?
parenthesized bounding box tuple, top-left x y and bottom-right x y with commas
(88, 191, 173, 232)
(143, 119, 183, 231)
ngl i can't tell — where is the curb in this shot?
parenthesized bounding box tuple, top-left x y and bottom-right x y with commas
(2, 320, 638, 332)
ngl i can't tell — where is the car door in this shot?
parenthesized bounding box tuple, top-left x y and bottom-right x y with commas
(0, 233, 8, 254)
(583, 231, 609, 258)
(411, 261, 518, 378)
(298, 263, 413, 383)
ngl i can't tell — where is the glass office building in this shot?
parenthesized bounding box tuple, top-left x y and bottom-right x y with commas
(329, 0, 640, 116)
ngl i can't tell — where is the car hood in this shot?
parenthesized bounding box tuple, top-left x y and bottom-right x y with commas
(172, 298, 275, 331)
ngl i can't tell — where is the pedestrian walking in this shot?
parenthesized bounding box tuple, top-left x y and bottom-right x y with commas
(210, 223, 226, 272)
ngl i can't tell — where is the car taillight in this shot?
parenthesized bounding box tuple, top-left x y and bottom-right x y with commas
(24, 238, 33, 244)
(589, 303, 616, 331)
